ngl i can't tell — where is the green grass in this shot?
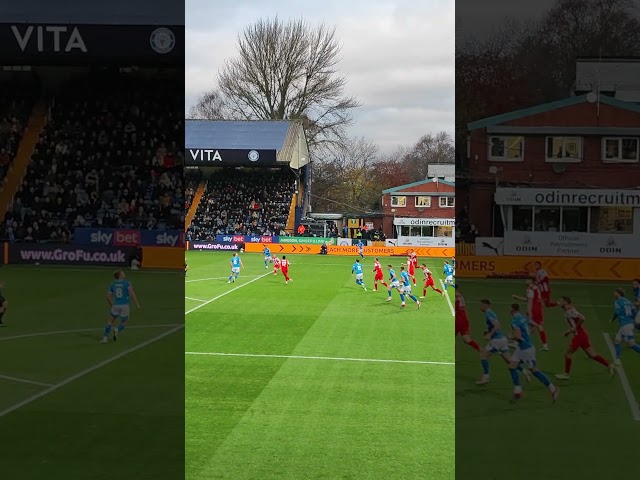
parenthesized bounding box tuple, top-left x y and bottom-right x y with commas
(456, 278, 640, 480)
(186, 252, 455, 480)
(0, 265, 184, 480)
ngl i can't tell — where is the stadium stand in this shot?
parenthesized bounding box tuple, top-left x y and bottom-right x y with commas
(2, 72, 183, 242)
(187, 168, 295, 240)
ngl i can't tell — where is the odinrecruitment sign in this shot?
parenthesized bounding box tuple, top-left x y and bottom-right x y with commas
(393, 218, 455, 226)
(495, 188, 640, 206)
(185, 149, 277, 166)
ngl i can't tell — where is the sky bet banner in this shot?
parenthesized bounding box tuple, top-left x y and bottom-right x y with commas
(74, 228, 184, 247)
(186, 149, 278, 166)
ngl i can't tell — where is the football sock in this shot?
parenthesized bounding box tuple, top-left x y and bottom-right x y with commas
(381, 281, 388, 287)
(533, 370, 551, 387)
(409, 294, 418, 302)
(117, 323, 126, 332)
(540, 330, 547, 344)
(423, 289, 427, 296)
(452, 283, 456, 289)
(444, 284, 447, 290)
(467, 340, 480, 351)
(615, 343, 622, 358)
(631, 345, 640, 353)
(228, 275, 233, 282)
(564, 355, 572, 374)
(509, 368, 520, 386)
(434, 288, 443, 294)
(374, 284, 378, 291)
(387, 290, 392, 296)
(400, 294, 405, 302)
(593, 355, 609, 367)
(481, 359, 489, 375)
(104, 324, 112, 337)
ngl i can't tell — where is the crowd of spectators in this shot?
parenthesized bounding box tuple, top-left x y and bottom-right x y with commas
(0, 77, 39, 182)
(187, 168, 295, 240)
(185, 169, 202, 214)
(2, 73, 183, 243)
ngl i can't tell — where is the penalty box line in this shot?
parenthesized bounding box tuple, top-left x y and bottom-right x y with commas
(185, 272, 272, 315)
(185, 351, 454, 366)
(603, 333, 640, 422)
(0, 324, 184, 418)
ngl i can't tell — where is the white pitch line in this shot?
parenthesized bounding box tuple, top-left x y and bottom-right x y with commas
(185, 297, 207, 303)
(439, 280, 455, 317)
(0, 374, 53, 387)
(185, 351, 454, 366)
(0, 323, 183, 342)
(0, 324, 184, 418)
(603, 333, 640, 422)
(185, 272, 272, 315)
(186, 275, 262, 283)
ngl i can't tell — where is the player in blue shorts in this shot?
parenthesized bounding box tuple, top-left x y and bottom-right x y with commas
(632, 279, 640, 329)
(507, 303, 558, 402)
(443, 261, 455, 291)
(399, 266, 421, 309)
(263, 245, 272, 269)
(611, 288, 640, 364)
(101, 270, 140, 343)
(357, 240, 365, 258)
(351, 259, 367, 291)
(228, 253, 244, 283)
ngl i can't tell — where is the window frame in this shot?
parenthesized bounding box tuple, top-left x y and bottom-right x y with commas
(438, 196, 455, 207)
(545, 136, 583, 163)
(391, 195, 407, 207)
(415, 196, 431, 207)
(602, 137, 639, 163)
(488, 135, 525, 162)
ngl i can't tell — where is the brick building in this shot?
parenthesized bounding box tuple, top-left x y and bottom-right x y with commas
(381, 179, 455, 245)
(463, 94, 640, 237)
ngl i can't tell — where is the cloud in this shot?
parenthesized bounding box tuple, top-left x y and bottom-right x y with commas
(185, 0, 454, 152)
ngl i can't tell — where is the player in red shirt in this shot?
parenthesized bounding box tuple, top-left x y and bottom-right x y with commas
(372, 258, 389, 291)
(534, 261, 558, 307)
(419, 264, 443, 298)
(410, 250, 418, 285)
(455, 290, 480, 352)
(272, 255, 281, 275)
(280, 255, 292, 284)
(512, 276, 549, 351)
(555, 296, 614, 380)
(401, 254, 417, 286)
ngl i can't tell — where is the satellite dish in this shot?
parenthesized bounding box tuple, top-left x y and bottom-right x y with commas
(586, 91, 598, 103)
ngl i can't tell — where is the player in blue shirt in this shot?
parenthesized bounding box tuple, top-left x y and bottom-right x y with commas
(101, 270, 140, 343)
(357, 240, 365, 258)
(507, 303, 558, 402)
(443, 261, 455, 291)
(351, 259, 367, 291)
(632, 279, 640, 329)
(475, 299, 509, 384)
(399, 267, 421, 309)
(611, 288, 640, 364)
(228, 253, 244, 284)
(385, 265, 403, 302)
(263, 245, 271, 269)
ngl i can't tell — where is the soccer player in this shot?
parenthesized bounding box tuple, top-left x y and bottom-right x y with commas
(455, 290, 480, 352)
(419, 264, 444, 298)
(372, 258, 389, 292)
(263, 245, 272, 269)
(611, 288, 640, 364)
(507, 304, 559, 402)
(443, 261, 455, 291)
(402, 253, 417, 287)
(385, 265, 403, 302)
(185, 262, 188, 277)
(475, 299, 510, 385)
(280, 255, 292, 284)
(272, 255, 281, 275)
(554, 296, 614, 380)
(357, 240, 365, 258)
(352, 259, 367, 291)
(399, 266, 421, 309)
(534, 261, 557, 307)
(632, 279, 640, 328)
(451, 256, 455, 269)
(410, 250, 419, 286)
(0, 281, 8, 327)
(101, 270, 140, 343)
(512, 276, 549, 351)
(228, 252, 244, 283)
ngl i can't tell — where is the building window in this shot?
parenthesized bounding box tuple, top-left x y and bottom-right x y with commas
(511, 206, 533, 231)
(415, 196, 431, 207)
(534, 207, 561, 232)
(439, 196, 454, 207)
(561, 207, 589, 232)
(391, 196, 407, 207)
(546, 137, 582, 162)
(590, 206, 633, 233)
(602, 137, 639, 163)
(489, 136, 524, 161)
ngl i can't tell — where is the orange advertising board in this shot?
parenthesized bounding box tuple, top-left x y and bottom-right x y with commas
(142, 246, 184, 269)
(244, 242, 452, 257)
(457, 256, 640, 281)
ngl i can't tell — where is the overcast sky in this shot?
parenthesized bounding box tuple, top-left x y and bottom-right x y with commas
(185, 0, 454, 153)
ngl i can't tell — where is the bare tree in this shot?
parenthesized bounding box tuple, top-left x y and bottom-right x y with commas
(188, 89, 228, 120)
(217, 17, 360, 149)
(403, 132, 455, 180)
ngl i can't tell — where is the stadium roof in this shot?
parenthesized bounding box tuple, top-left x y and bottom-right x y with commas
(3, 0, 183, 25)
(186, 120, 291, 151)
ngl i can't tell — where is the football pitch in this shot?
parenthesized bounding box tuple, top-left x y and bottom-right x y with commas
(0, 265, 185, 479)
(185, 251, 455, 480)
(456, 278, 640, 479)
